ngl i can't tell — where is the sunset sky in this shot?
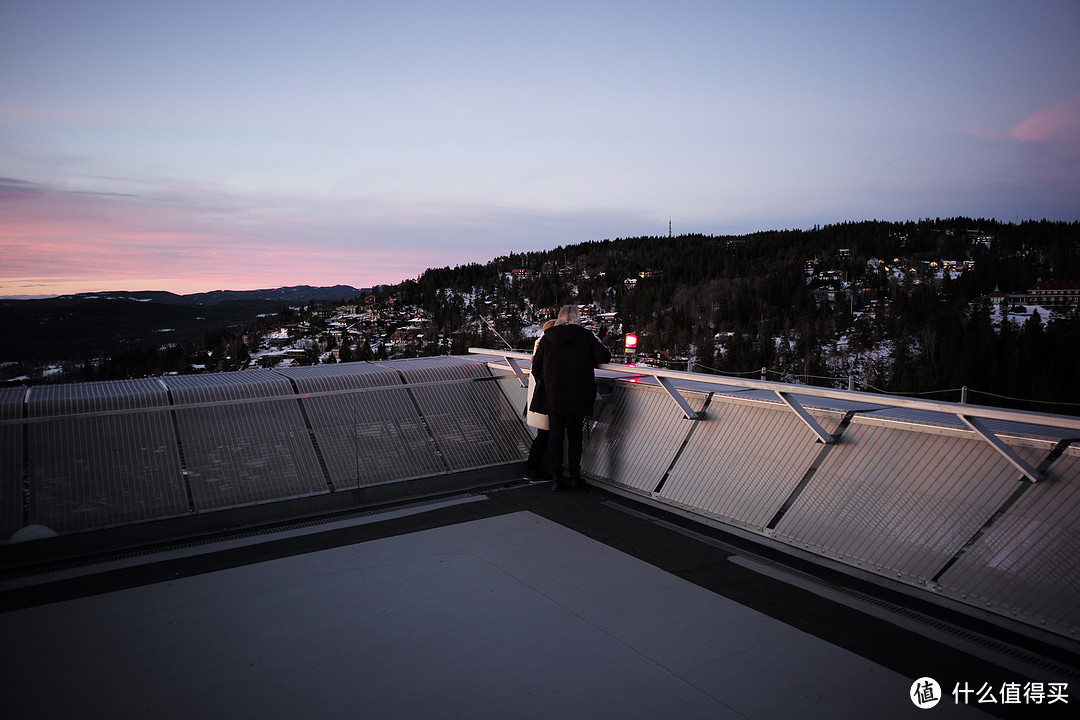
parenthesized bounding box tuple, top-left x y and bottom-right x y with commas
(2, 0, 1079, 297)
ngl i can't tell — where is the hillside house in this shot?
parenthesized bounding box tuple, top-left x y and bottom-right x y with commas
(1027, 281, 1080, 306)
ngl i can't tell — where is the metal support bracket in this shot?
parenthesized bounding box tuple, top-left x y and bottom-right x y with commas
(501, 356, 528, 388)
(657, 376, 703, 419)
(959, 415, 1043, 482)
(776, 391, 836, 444)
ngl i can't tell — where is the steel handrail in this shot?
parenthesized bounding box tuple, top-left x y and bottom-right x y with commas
(468, 346, 1080, 433)
(0, 372, 520, 426)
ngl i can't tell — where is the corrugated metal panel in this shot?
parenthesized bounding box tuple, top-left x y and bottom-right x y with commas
(407, 380, 531, 472)
(283, 357, 530, 482)
(485, 363, 530, 426)
(277, 361, 402, 393)
(394, 355, 491, 384)
(25, 379, 187, 534)
(660, 395, 845, 531)
(387, 356, 531, 472)
(163, 372, 326, 510)
(172, 401, 327, 510)
(278, 362, 447, 488)
(936, 444, 1080, 638)
(163, 370, 293, 403)
(1, 387, 27, 539)
(772, 419, 1026, 583)
(297, 386, 445, 489)
(28, 378, 171, 416)
(0, 386, 26, 420)
(581, 383, 705, 493)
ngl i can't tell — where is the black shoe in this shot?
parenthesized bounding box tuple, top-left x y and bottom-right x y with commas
(551, 479, 565, 492)
(523, 471, 550, 484)
(569, 475, 585, 488)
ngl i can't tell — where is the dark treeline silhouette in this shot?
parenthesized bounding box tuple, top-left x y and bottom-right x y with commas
(398, 218, 1080, 415)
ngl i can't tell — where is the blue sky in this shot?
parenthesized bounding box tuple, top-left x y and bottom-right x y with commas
(2, 0, 1078, 296)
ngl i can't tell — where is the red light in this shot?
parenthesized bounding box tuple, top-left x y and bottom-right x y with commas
(624, 333, 638, 350)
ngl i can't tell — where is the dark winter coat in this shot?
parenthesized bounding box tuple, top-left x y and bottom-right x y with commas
(531, 324, 611, 416)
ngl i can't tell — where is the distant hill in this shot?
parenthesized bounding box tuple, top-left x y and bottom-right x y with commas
(42, 284, 364, 305)
(0, 285, 363, 362)
(181, 285, 364, 305)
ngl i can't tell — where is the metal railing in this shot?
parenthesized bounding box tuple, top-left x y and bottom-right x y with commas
(471, 347, 1080, 643)
(4, 348, 1078, 643)
(1, 357, 530, 538)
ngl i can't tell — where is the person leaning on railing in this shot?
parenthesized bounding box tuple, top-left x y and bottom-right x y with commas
(530, 305, 611, 491)
(524, 319, 557, 483)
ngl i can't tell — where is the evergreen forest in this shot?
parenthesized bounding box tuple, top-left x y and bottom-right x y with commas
(396, 218, 1080, 415)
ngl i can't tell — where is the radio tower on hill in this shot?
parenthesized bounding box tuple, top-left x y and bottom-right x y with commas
(669, 217, 672, 238)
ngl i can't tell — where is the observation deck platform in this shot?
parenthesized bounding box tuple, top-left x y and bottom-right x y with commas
(2, 353, 1078, 718)
(1, 473, 1075, 719)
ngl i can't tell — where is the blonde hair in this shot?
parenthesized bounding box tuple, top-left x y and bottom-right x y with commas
(555, 304, 580, 325)
(541, 319, 557, 331)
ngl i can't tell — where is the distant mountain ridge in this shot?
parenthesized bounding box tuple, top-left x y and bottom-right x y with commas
(0, 285, 365, 363)
(48, 284, 364, 305)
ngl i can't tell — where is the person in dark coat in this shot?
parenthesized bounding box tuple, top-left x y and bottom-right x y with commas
(530, 304, 611, 490)
(524, 319, 556, 483)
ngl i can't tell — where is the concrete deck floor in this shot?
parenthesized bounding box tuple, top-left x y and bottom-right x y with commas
(1, 481, 1076, 719)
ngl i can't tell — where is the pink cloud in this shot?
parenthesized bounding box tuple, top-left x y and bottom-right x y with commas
(2, 176, 600, 297)
(0, 181, 493, 296)
(0, 188, 380, 295)
(1011, 95, 1080, 143)
(959, 127, 1007, 141)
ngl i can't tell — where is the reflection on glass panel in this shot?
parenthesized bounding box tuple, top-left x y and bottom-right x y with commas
(301, 388, 445, 489)
(30, 413, 188, 533)
(1, 387, 27, 539)
(176, 401, 326, 511)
